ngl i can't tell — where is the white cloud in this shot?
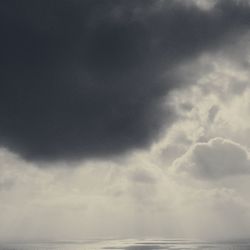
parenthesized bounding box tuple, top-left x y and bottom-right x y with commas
(173, 138, 250, 179)
(0, 145, 250, 241)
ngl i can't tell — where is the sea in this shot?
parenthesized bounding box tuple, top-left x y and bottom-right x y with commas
(1, 239, 250, 250)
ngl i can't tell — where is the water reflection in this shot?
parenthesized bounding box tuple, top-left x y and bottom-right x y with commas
(1, 239, 250, 250)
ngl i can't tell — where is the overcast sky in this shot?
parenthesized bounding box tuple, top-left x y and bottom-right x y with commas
(1, 0, 250, 242)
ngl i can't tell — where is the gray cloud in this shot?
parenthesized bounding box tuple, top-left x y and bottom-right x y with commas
(0, 178, 15, 191)
(174, 138, 250, 179)
(129, 168, 157, 184)
(0, 0, 250, 162)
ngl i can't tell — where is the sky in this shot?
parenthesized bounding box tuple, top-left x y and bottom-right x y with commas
(1, 0, 250, 242)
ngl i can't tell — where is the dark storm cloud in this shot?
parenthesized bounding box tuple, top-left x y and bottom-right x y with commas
(0, 0, 250, 162)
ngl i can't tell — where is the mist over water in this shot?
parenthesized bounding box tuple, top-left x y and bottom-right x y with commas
(1, 239, 250, 250)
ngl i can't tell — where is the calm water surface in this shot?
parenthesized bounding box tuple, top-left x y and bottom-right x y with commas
(1, 239, 250, 250)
